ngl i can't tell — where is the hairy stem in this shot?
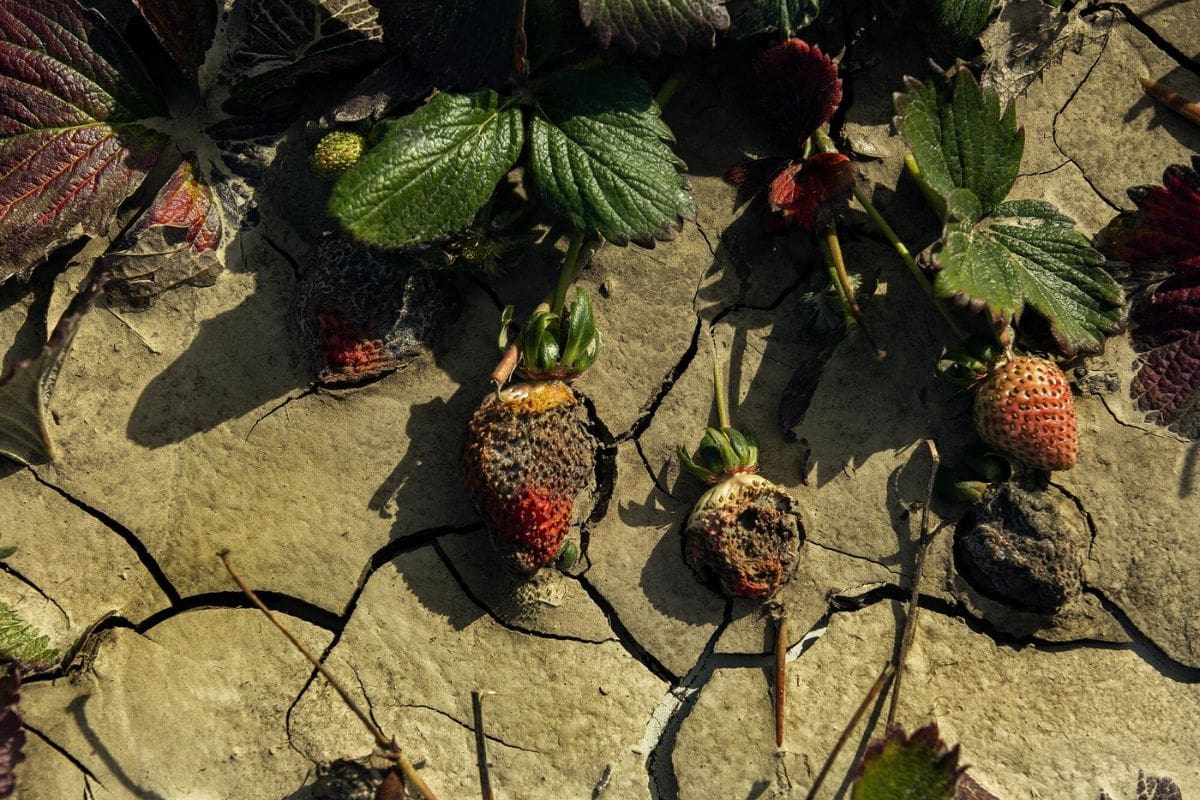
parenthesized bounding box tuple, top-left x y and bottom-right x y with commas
(887, 439, 940, 728)
(551, 232, 586, 316)
(774, 609, 788, 749)
(804, 662, 895, 800)
(708, 327, 732, 430)
(820, 227, 885, 359)
(220, 552, 439, 800)
(655, 63, 693, 109)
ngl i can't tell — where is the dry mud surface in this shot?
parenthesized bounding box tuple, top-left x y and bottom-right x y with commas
(4, 3, 1200, 799)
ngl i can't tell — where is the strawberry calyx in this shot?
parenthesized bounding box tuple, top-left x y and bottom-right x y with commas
(939, 334, 1006, 388)
(678, 426, 761, 484)
(500, 288, 601, 383)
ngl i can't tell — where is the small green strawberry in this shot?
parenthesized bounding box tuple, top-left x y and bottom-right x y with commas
(972, 355, 1078, 472)
(462, 290, 601, 575)
(677, 334, 804, 600)
(309, 130, 365, 183)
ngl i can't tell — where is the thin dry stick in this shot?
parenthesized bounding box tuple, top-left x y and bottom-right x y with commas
(775, 609, 788, 749)
(473, 691, 495, 800)
(1141, 75, 1200, 127)
(886, 439, 940, 728)
(219, 551, 440, 800)
(803, 662, 895, 800)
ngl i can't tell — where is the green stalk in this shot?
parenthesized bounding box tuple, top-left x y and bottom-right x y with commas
(655, 63, 693, 109)
(707, 328, 732, 430)
(811, 129, 967, 342)
(820, 227, 885, 359)
(551, 232, 585, 315)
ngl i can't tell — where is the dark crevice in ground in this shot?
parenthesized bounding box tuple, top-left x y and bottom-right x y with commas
(1084, 588, 1200, 683)
(23, 722, 103, 787)
(466, 273, 506, 313)
(643, 601, 732, 800)
(432, 539, 614, 646)
(260, 233, 304, 280)
(617, 318, 704, 444)
(396, 703, 544, 754)
(246, 385, 318, 440)
(135, 590, 341, 634)
(634, 437, 676, 499)
(283, 522, 482, 743)
(0, 562, 68, 621)
(579, 393, 618, 569)
(1082, 2, 1200, 78)
(27, 468, 181, 605)
(807, 536, 903, 575)
(572, 573, 679, 685)
(692, 219, 717, 260)
(1049, 478, 1103, 560)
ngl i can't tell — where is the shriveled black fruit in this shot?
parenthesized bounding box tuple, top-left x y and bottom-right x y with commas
(297, 236, 459, 384)
(315, 759, 387, 799)
(954, 478, 1084, 613)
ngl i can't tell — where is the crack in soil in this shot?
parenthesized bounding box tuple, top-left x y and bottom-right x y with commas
(26, 468, 181, 605)
(1083, 587, 1200, 683)
(634, 437, 676, 500)
(617, 317, 704, 445)
(1081, 1, 1200, 77)
(245, 385, 318, 441)
(395, 702, 544, 754)
(0, 561, 68, 621)
(22, 721, 104, 788)
(571, 573, 679, 685)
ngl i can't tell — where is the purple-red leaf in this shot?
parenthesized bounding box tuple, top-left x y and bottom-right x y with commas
(765, 152, 855, 231)
(1100, 155, 1200, 438)
(754, 38, 842, 146)
(133, 0, 218, 82)
(851, 724, 963, 800)
(0, 0, 168, 283)
(0, 667, 23, 798)
(104, 157, 223, 307)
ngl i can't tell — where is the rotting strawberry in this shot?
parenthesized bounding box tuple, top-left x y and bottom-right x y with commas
(462, 289, 600, 575)
(678, 335, 805, 600)
(971, 355, 1078, 472)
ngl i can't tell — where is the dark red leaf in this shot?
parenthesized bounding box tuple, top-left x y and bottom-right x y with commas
(754, 38, 842, 145)
(1100, 156, 1200, 437)
(579, 0, 730, 57)
(0, 0, 168, 283)
(374, 768, 406, 800)
(0, 663, 24, 797)
(766, 152, 855, 231)
(133, 0, 218, 82)
(104, 158, 223, 308)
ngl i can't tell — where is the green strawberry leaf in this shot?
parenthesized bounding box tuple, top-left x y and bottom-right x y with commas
(0, 605, 58, 673)
(0, 270, 105, 466)
(330, 90, 524, 249)
(0, 0, 169, 284)
(894, 64, 1023, 218)
(579, 0, 730, 56)
(725, 0, 821, 38)
(851, 724, 962, 800)
(530, 68, 694, 246)
(933, 190, 1124, 355)
(932, 0, 996, 46)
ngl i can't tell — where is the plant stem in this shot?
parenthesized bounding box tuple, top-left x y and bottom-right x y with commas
(820, 227, 885, 359)
(220, 551, 440, 800)
(473, 691, 496, 800)
(803, 662, 895, 800)
(1141, 75, 1200, 127)
(887, 439, 940, 728)
(707, 327, 732, 429)
(655, 63, 693, 109)
(774, 609, 788, 749)
(551, 232, 586, 315)
(811, 128, 966, 343)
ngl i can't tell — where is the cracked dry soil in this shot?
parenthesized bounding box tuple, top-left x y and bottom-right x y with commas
(4, 4, 1200, 799)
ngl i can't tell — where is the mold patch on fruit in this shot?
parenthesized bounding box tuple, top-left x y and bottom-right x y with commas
(296, 236, 460, 384)
(954, 478, 1085, 613)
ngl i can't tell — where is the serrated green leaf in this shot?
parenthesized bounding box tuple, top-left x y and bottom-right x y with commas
(895, 64, 1022, 217)
(725, 0, 821, 38)
(0, 603, 58, 672)
(933, 188, 1125, 355)
(933, 0, 996, 46)
(530, 68, 694, 245)
(579, 0, 729, 56)
(852, 725, 960, 800)
(330, 90, 524, 249)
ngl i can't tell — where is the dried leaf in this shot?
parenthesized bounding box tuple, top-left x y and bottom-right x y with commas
(1099, 771, 1183, 800)
(0, 0, 168, 282)
(1099, 156, 1200, 438)
(0, 271, 106, 466)
(579, 0, 730, 56)
(0, 667, 23, 798)
(754, 38, 842, 146)
(133, 0, 218, 81)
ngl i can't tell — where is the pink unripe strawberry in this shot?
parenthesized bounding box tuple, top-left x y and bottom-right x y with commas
(972, 356, 1078, 472)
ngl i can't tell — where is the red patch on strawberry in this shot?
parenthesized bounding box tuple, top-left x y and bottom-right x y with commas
(972, 356, 1077, 472)
(765, 152, 855, 232)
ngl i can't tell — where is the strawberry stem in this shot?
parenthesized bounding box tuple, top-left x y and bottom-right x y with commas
(811, 129, 967, 343)
(819, 226, 885, 359)
(655, 63, 692, 109)
(551, 232, 586, 316)
(1141, 75, 1200, 128)
(708, 327, 732, 430)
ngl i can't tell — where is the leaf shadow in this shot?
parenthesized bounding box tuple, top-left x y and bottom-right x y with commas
(66, 694, 168, 800)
